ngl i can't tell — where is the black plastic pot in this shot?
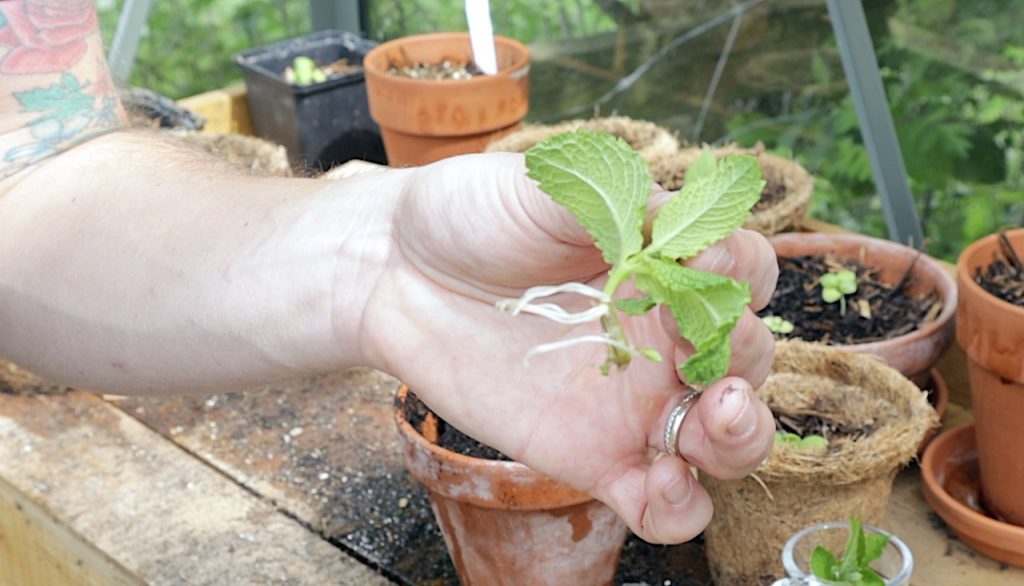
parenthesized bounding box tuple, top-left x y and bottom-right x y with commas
(234, 30, 386, 170)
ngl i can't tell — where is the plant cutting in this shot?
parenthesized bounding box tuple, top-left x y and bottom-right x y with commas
(363, 32, 530, 167)
(764, 233, 957, 389)
(497, 130, 765, 384)
(954, 228, 1024, 527)
(810, 517, 889, 586)
(648, 143, 815, 236)
(701, 340, 934, 585)
(770, 519, 914, 586)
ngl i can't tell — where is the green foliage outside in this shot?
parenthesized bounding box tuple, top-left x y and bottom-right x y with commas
(367, 0, 631, 43)
(97, 0, 308, 100)
(725, 0, 1024, 260)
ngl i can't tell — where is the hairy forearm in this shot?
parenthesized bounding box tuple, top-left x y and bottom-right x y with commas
(0, 131, 402, 395)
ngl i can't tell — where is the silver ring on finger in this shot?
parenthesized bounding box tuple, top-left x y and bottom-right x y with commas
(663, 389, 703, 458)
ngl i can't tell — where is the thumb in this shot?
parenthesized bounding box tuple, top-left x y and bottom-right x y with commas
(594, 456, 714, 544)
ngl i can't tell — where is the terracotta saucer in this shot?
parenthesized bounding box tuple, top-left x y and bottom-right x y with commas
(918, 368, 949, 454)
(921, 422, 1024, 567)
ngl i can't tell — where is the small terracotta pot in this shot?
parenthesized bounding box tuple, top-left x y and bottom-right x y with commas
(393, 387, 628, 585)
(921, 423, 1024, 566)
(955, 228, 1024, 526)
(363, 33, 530, 167)
(769, 232, 957, 387)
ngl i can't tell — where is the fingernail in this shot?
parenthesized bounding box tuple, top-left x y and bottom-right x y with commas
(662, 473, 693, 506)
(723, 384, 755, 437)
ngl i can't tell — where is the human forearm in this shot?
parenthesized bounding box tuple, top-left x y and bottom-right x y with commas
(0, 132, 403, 395)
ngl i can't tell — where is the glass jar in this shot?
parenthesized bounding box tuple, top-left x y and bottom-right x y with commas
(770, 521, 913, 585)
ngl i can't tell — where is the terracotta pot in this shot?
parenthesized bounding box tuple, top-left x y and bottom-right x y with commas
(393, 387, 627, 585)
(921, 423, 1024, 566)
(363, 33, 530, 167)
(955, 228, 1024, 526)
(769, 232, 957, 387)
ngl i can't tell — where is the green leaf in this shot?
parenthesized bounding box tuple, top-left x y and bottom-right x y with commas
(647, 155, 764, 261)
(616, 296, 657, 316)
(684, 149, 718, 184)
(526, 130, 650, 266)
(639, 347, 663, 362)
(822, 287, 842, 303)
(862, 533, 889, 565)
(811, 546, 838, 581)
(775, 431, 801, 444)
(860, 567, 886, 586)
(635, 258, 751, 385)
(798, 435, 828, 452)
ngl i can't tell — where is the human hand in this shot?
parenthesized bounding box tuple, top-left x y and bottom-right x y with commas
(361, 152, 778, 544)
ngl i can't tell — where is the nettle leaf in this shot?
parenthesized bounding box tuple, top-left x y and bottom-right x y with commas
(684, 149, 718, 184)
(635, 258, 751, 385)
(526, 130, 649, 266)
(615, 296, 656, 316)
(648, 155, 764, 261)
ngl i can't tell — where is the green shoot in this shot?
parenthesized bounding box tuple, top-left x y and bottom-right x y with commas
(774, 431, 828, 454)
(810, 518, 890, 586)
(292, 56, 328, 85)
(497, 131, 764, 386)
(821, 270, 857, 315)
(762, 315, 795, 334)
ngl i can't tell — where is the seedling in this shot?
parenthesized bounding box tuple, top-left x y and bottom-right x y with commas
(810, 517, 890, 586)
(821, 269, 857, 315)
(775, 431, 828, 454)
(497, 131, 764, 386)
(762, 315, 795, 334)
(291, 56, 328, 85)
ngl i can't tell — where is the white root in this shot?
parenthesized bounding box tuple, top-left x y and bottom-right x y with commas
(510, 302, 609, 324)
(523, 334, 639, 365)
(496, 282, 610, 315)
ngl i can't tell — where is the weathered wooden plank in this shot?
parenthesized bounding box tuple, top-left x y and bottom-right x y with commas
(0, 387, 391, 586)
(0, 476, 142, 586)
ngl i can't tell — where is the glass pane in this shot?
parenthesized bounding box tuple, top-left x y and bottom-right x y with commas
(368, 0, 1024, 260)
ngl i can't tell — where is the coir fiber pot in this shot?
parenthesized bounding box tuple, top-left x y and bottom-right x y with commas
(649, 143, 814, 236)
(955, 228, 1024, 526)
(393, 386, 627, 585)
(701, 340, 935, 585)
(769, 232, 957, 387)
(364, 33, 530, 167)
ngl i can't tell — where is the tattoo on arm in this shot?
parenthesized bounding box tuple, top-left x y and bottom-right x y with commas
(0, 1, 126, 180)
